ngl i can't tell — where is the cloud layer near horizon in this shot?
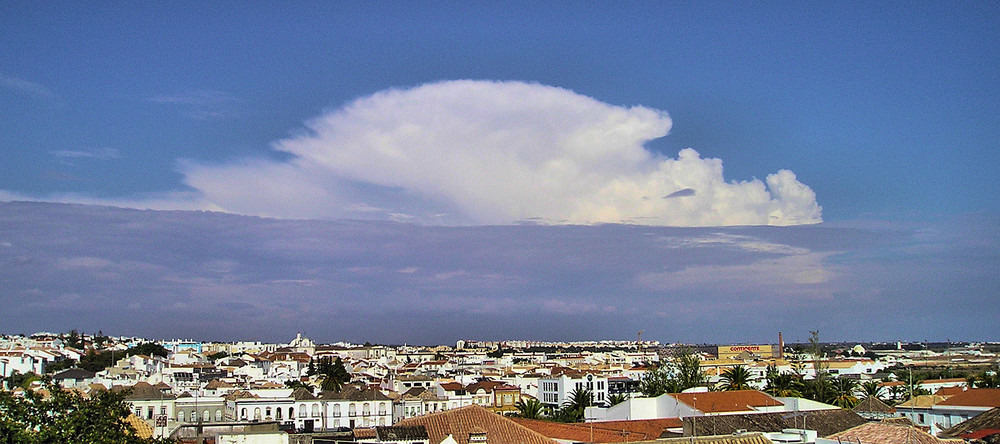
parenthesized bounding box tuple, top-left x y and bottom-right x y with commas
(1, 202, 995, 344)
(3, 81, 822, 226)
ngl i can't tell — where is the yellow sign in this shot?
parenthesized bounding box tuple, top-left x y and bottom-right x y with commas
(717, 345, 775, 359)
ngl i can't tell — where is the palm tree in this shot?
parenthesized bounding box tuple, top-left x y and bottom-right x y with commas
(828, 377, 859, 408)
(284, 379, 315, 392)
(718, 365, 753, 391)
(859, 380, 884, 400)
(803, 377, 833, 403)
(514, 398, 545, 419)
(606, 393, 629, 407)
(765, 373, 803, 397)
(559, 388, 593, 422)
(968, 372, 1000, 389)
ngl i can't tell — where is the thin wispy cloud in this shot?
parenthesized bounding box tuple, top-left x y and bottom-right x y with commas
(148, 89, 239, 119)
(50, 147, 121, 160)
(0, 74, 55, 99)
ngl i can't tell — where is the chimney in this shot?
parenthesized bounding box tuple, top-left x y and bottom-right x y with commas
(778, 332, 784, 359)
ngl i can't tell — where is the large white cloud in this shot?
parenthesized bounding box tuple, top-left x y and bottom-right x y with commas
(5, 80, 822, 226)
(185, 80, 821, 226)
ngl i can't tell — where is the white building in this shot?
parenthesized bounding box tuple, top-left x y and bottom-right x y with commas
(895, 388, 1000, 435)
(585, 389, 791, 422)
(538, 370, 609, 408)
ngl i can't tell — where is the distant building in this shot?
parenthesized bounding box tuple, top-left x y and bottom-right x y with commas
(715, 345, 778, 360)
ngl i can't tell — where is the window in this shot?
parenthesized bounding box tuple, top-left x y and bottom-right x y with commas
(148, 406, 154, 419)
(379, 402, 387, 415)
(160, 406, 167, 415)
(311, 404, 320, 417)
(241, 408, 247, 420)
(204, 410, 210, 421)
(299, 404, 306, 418)
(266, 407, 272, 419)
(276, 408, 282, 420)
(918, 414, 925, 423)
(334, 404, 341, 417)
(178, 411, 185, 422)
(254, 407, 261, 421)
(216, 409, 222, 421)
(349, 404, 357, 417)
(363, 402, 371, 416)
(289, 407, 295, 419)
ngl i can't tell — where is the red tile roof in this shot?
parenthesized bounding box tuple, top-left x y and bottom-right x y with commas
(962, 428, 1000, 440)
(935, 386, 967, 397)
(938, 388, 1000, 408)
(827, 421, 962, 444)
(395, 404, 556, 444)
(511, 417, 682, 442)
(670, 391, 782, 414)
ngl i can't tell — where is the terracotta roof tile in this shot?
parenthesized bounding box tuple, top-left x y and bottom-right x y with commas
(125, 414, 153, 439)
(511, 417, 681, 442)
(827, 421, 963, 444)
(670, 390, 782, 414)
(395, 404, 557, 444)
(684, 409, 866, 438)
(934, 386, 966, 397)
(853, 395, 896, 414)
(939, 407, 1000, 439)
(654, 433, 775, 444)
(938, 388, 1000, 408)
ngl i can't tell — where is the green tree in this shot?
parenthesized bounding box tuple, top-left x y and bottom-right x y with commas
(127, 343, 168, 358)
(828, 377, 859, 408)
(284, 379, 315, 392)
(859, 380, 884, 400)
(808, 331, 828, 384)
(0, 380, 174, 443)
(802, 377, 833, 403)
(718, 365, 753, 391)
(606, 393, 629, 407)
(318, 357, 351, 392)
(45, 359, 78, 374)
(639, 364, 681, 397)
(673, 349, 706, 391)
(514, 398, 545, 419)
(968, 372, 999, 388)
(78, 349, 116, 373)
(2, 371, 41, 390)
(557, 388, 593, 423)
(765, 373, 803, 397)
(64, 329, 84, 349)
(93, 331, 109, 348)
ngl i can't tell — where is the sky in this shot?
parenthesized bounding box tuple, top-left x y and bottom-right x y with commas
(1, 3, 998, 344)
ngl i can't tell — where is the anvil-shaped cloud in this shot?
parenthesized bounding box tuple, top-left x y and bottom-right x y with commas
(182, 80, 822, 226)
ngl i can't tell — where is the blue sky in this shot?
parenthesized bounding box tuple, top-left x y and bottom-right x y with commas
(1, 3, 998, 343)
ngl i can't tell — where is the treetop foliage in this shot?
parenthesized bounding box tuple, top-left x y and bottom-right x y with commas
(0, 379, 175, 444)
